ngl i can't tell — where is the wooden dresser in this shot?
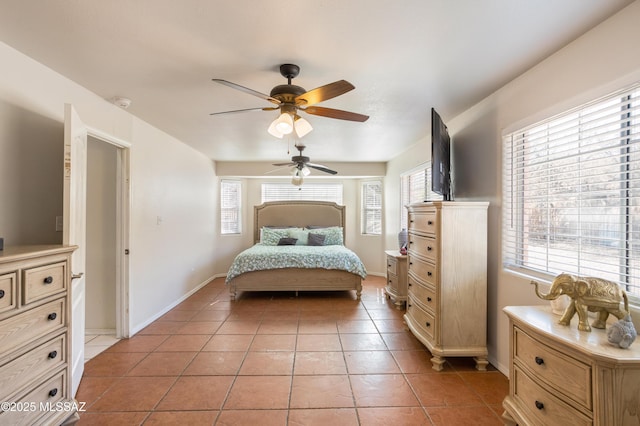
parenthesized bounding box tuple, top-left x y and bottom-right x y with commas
(503, 305, 640, 426)
(384, 250, 407, 309)
(0, 245, 78, 426)
(404, 201, 489, 371)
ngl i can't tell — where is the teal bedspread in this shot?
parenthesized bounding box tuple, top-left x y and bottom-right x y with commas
(226, 244, 367, 283)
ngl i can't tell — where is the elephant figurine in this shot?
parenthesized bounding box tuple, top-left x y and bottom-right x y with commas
(532, 273, 629, 332)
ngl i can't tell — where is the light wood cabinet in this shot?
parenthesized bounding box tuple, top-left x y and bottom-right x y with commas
(0, 245, 78, 426)
(403, 201, 489, 371)
(502, 305, 640, 426)
(384, 250, 407, 309)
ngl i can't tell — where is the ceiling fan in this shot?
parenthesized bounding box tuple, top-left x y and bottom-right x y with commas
(272, 144, 336, 186)
(211, 64, 369, 138)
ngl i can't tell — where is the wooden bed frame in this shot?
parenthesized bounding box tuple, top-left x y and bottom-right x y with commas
(227, 200, 363, 300)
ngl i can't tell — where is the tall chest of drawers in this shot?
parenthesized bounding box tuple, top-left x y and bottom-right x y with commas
(404, 201, 489, 371)
(502, 305, 640, 426)
(0, 245, 78, 426)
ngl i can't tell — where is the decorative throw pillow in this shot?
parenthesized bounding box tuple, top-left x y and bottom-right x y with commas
(277, 237, 298, 246)
(307, 226, 343, 245)
(288, 228, 310, 245)
(261, 227, 290, 245)
(307, 233, 326, 246)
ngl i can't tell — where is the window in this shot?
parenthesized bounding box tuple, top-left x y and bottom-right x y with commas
(362, 181, 382, 235)
(262, 183, 343, 204)
(503, 82, 640, 299)
(220, 180, 241, 234)
(400, 165, 442, 229)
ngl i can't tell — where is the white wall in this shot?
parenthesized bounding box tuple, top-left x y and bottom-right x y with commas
(0, 41, 218, 334)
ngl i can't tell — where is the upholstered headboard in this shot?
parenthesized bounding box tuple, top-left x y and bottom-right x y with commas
(254, 201, 346, 244)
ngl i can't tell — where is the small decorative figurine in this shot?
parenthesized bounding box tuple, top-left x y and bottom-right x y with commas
(607, 315, 637, 349)
(531, 273, 629, 332)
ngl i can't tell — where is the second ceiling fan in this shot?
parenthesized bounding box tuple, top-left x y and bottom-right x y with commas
(211, 64, 369, 138)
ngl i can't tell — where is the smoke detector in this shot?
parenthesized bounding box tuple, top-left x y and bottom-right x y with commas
(111, 96, 132, 109)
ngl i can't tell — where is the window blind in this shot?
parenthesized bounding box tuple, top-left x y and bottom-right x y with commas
(220, 180, 241, 234)
(503, 82, 640, 299)
(362, 181, 382, 235)
(400, 166, 442, 229)
(261, 183, 343, 204)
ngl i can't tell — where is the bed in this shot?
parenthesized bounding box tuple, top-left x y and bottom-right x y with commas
(225, 200, 366, 300)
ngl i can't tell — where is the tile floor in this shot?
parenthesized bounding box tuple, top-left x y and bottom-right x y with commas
(85, 333, 120, 361)
(76, 275, 509, 425)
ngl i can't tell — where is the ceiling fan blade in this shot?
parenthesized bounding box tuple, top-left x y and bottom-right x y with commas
(295, 80, 355, 106)
(307, 164, 338, 175)
(272, 162, 296, 167)
(209, 107, 269, 116)
(212, 79, 281, 105)
(302, 106, 369, 122)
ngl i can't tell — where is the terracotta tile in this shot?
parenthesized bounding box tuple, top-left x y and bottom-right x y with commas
(216, 320, 261, 334)
(138, 321, 184, 335)
(144, 411, 217, 425)
(373, 319, 409, 333)
(337, 319, 378, 334)
(75, 376, 119, 408)
(239, 351, 294, 375)
(154, 334, 211, 351)
(427, 405, 503, 426)
(203, 299, 234, 311)
(459, 371, 510, 404)
(296, 334, 342, 351)
(191, 309, 230, 321)
(391, 350, 446, 373)
(183, 351, 245, 375)
(290, 375, 354, 408)
(406, 373, 484, 407)
(339, 333, 387, 351)
(83, 352, 147, 376)
(257, 319, 299, 334)
(156, 376, 234, 410)
(358, 407, 431, 426)
(173, 299, 209, 311)
(224, 376, 291, 409)
(288, 408, 359, 426)
(249, 334, 297, 351)
(294, 351, 347, 375)
(89, 377, 175, 411)
(202, 334, 254, 351)
(77, 411, 148, 425)
(298, 309, 339, 320)
(106, 335, 169, 353)
(177, 321, 223, 334)
(350, 374, 420, 407)
(216, 409, 287, 425)
(367, 309, 404, 320)
(262, 309, 301, 320)
(334, 309, 372, 320)
(158, 309, 198, 322)
(380, 332, 425, 350)
(298, 319, 338, 334)
(126, 352, 196, 376)
(344, 350, 401, 374)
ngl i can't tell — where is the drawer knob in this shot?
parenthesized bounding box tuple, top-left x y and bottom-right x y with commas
(48, 313, 57, 321)
(535, 356, 544, 365)
(48, 350, 58, 359)
(427, 246, 433, 251)
(408, 283, 412, 287)
(43, 276, 54, 284)
(427, 272, 432, 276)
(428, 220, 433, 225)
(49, 388, 58, 398)
(427, 297, 432, 302)
(409, 262, 413, 265)
(425, 322, 431, 327)
(0, 289, 4, 298)
(534, 400, 544, 410)
(408, 303, 412, 307)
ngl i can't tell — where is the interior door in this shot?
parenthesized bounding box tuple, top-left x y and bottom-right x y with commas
(63, 104, 87, 396)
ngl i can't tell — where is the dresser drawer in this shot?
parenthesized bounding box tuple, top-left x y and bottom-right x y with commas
(0, 334, 65, 400)
(514, 326, 591, 410)
(407, 296, 436, 341)
(0, 370, 67, 426)
(408, 274, 437, 313)
(23, 262, 66, 305)
(407, 256, 437, 286)
(513, 366, 592, 426)
(408, 233, 438, 262)
(0, 273, 17, 314)
(0, 299, 65, 355)
(408, 210, 438, 235)
(386, 255, 398, 275)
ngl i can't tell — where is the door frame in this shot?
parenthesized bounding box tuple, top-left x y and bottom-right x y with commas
(87, 126, 131, 338)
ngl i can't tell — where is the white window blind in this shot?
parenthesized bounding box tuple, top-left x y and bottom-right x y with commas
(362, 181, 382, 235)
(220, 180, 241, 234)
(503, 82, 640, 299)
(262, 183, 343, 204)
(400, 166, 442, 230)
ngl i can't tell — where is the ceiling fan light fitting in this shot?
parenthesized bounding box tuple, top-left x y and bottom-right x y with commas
(301, 165, 311, 176)
(267, 120, 284, 138)
(294, 116, 313, 138)
(273, 112, 293, 134)
(291, 174, 303, 186)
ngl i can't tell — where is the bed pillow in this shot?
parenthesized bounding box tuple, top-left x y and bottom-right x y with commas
(261, 227, 290, 245)
(307, 233, 326, 246)
(306, 226, 344, 245)
(277, 237, 298, 245)
(288, 228, 309, 245)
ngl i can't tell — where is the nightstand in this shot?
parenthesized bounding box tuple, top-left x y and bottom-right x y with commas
(384, 250, 407, 309)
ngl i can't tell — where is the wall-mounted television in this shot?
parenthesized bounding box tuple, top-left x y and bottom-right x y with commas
(430, 108, 452, 201)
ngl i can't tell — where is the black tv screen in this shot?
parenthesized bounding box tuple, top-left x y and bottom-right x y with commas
(431, 108, 452, 201)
